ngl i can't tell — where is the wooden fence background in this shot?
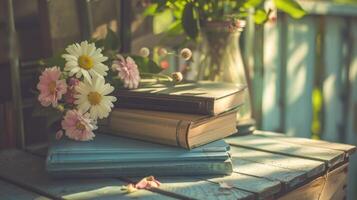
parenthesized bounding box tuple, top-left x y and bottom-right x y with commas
(245, 1, 357, 198)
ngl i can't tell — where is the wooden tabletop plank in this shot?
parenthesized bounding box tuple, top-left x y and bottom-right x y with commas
(205, 173, 281, 200)
(0, 150, 173, 200)
(229, 146, 325, 179)
(0, 180, 50, 200)
(254, 131, 356, 155)
(231, 157, 306, 191)
(225, 134, 345, 168)
(127, 176, 254, 200)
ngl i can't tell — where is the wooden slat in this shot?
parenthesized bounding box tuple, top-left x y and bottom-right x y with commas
(205, 172, 281, 199)
(346, 18, 357, 200)
(229, 145, 325, 178)
(277, 175, 325, 200)
(284, 16, 316, 138)
(254, 131, 356, 155)
(225, 134, 345, 168)
(146, 176, 254, 200)
(0, 180, 50, 200)
(278, 162, 349, 200)
(322, 16, 347, 143)
(231, 152, 307, 191)
(262, 5, 282, 131)
(0, 150, 171, 200)
(127, 176, 254, 200)
(39, 0, 81, 53)
(320, 163, 348, 200)
(298, 1, 357, 17)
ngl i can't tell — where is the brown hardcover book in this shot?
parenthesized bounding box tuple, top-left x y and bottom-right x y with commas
(116, 82, 246, 115)
(106, 108, 238, 149)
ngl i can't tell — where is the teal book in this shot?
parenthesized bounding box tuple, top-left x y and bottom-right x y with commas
(46, 133, 233, 178)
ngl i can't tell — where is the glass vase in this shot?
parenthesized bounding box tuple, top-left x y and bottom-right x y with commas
(196, 22, 252, 122)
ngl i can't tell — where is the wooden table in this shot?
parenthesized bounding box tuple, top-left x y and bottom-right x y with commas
(0, 131, 355, 200)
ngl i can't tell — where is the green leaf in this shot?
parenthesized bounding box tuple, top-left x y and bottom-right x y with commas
(274, 0, 306, 18)
(94, 27, 119, 51)
(243, 0, 264, 8)
(254, 9, 268, 24)
(46, 111, 63, 128)
(166, 20, 184, 36)
(182, 2, 199, 40)
(130, 55, 163, 74)
(39, 50, 66, 69)
(153, 9, 175, 34)
(143, 4, 159, 16)
(32, 103, 58, 117)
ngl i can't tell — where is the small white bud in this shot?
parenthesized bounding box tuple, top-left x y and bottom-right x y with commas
(180, 48, 192, 61)
(139, 47, 150, 57)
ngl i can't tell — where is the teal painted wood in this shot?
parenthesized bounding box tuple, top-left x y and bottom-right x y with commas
(284, 16, 316, 138)
(254, 131, 356, 155)
(0, 180, 50, 200)
(322, 16, 347, 143)
(252, 25, 264, 127)
(0, 150, 172, 200)
(206, 172, 281, 199)
(346, 19, 357, 200)
(231, 153, 308, 191)
(225, 134, 345, 168)
(261, 9, 283, 131)
(228, 145, 325, 178)
(128, 176, 254, 200)
(298, 1, 357, 16)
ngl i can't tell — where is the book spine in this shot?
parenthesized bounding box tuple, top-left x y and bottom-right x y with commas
(47, 160, 233, 178)
(116, 95, 214, 115)
(108, 111, 190, 148)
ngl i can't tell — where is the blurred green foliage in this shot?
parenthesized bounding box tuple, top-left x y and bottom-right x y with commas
(145, 0, 306, 40)
(311, 88, 323, 140)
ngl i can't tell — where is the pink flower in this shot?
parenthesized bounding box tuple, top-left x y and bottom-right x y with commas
(64, 78, 80, 104)
(122, 176, 161, 193)
(61, 110, 97, 141)
(112, 54, 140, 89)
(37, 67, 67, 107)
(135, 176, 161, 189)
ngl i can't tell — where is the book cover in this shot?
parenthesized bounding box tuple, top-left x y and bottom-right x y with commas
(46, 133, 233, 177)
(107, 108, 238, 149)
(116, 81, 246, 115)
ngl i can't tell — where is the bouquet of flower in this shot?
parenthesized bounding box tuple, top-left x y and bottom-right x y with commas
(34, 32, 192, 142)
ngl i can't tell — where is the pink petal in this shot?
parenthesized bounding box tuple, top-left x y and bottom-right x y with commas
(55, 130, 63, 140)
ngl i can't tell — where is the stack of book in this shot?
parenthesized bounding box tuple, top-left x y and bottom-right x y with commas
(46, 82, 246, 177)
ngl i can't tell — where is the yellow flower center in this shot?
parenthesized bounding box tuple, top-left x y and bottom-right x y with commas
(49, 81, 57, 94)
(78, 55, 94, 70)
(87, 92, 102, 105)
(75, 122, 86, 131)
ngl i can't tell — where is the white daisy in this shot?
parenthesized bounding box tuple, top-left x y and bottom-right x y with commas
(74, 76, 117, 119)
(62, 41, 109, 82)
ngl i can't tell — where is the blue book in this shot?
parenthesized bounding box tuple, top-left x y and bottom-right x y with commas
(46, 133, 232, 178)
